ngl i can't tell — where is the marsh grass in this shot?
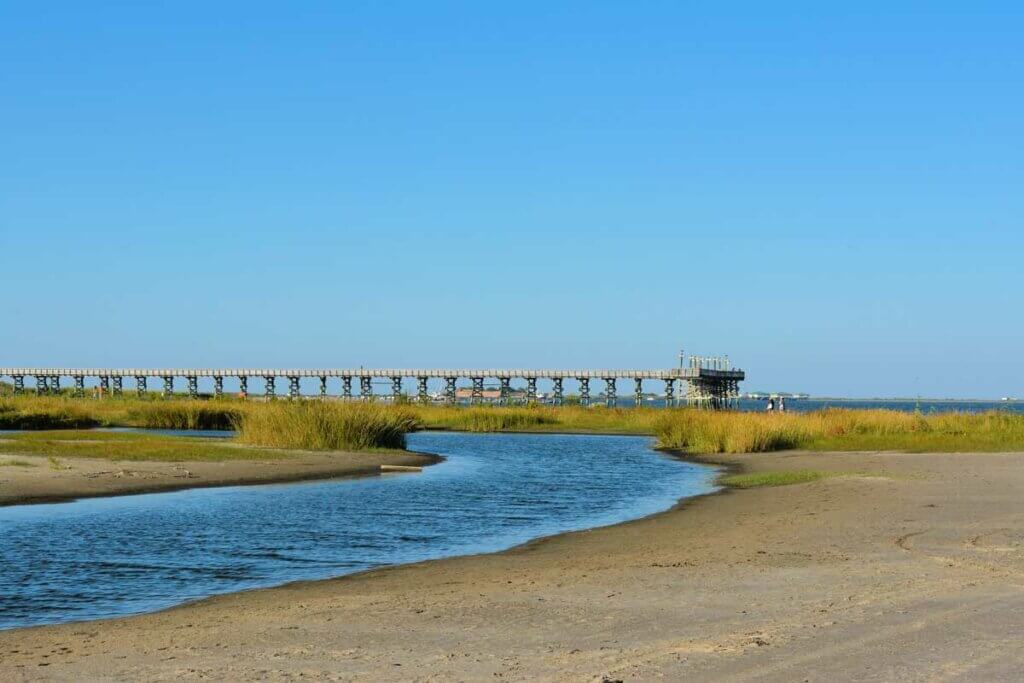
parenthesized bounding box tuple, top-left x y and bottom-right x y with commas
(0, 398, 419, 453)
(4, 430, 282, 462)
(124, 401, 242, 430)
(410, 404, 664, 434)
(4, 396, 1024, 455)
(235, 401, 418, 451)
(0, 397, 101, 429)
(655, 408, 1024, 454)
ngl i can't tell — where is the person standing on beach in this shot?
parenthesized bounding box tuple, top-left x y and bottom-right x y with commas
(766, 397, 775, 413)
(778, 396, 786, 413)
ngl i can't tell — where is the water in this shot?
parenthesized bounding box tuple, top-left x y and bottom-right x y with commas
(0, 432, 716, 631)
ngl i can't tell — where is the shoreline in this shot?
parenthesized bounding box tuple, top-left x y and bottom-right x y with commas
(0, 448, 723, 636)
(0, 448, 442, 507)
(6, 450, 1024, 678)
(0, 427, 665, 508)
(6, 448, 1024, 679)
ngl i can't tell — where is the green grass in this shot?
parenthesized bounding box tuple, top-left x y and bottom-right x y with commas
(720, 469, 888, 488)
(0, 396, 243, 430)
(0, 430, 284, 462)
(0, 458, 35, 467)
(719, 470, 833, 488)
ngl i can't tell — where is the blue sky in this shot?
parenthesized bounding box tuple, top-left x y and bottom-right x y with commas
(1, 2, 1021, 397)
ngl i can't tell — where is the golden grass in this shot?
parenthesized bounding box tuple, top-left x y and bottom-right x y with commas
(235, 401, 418, 451)
(124, 401, 242, 430)
(3, 396, 1024, 455)
(0, 396, 101, 429)
(655, 408, 1024, 454)
(409, 404, 665, 434)
(0, 397, 418, 453)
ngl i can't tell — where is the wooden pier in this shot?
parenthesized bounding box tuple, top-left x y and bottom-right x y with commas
(0, 358, 744, 408)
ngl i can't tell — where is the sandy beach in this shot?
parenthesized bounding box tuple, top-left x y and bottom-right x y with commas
(4, 449, 1024, 681)
(0, 449, 440, 506)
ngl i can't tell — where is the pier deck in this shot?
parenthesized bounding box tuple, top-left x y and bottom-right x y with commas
(1, 363, 745, 408)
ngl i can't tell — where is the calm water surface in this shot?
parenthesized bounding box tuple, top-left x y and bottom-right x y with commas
(0, 431, 717, 630)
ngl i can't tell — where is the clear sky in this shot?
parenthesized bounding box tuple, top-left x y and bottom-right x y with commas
(2, 3, 1021, 397)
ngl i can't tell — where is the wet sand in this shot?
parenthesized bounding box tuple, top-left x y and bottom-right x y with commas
(4, 450, 1024, 681)
(0, 449, 440, 506)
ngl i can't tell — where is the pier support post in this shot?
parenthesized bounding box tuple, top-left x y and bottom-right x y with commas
(136, 376, 147, 398)
(13, 375, 24, 395)
(112, 376, 123, 397)
(417, 376, 429, 403)
(238, 376, 248, 398)
(444, 377, 457, 404)
(50, 375, 60, 395)
(341, 376, 352, 400)
(552, 377, 564, 406)
(665, 379, 675, 407)
(471, 377, 484, 404)
(162, 375, 174, 398)
(74, 375, 85, 398)
(391, 376, 402, 402)
(287, 376, 300, 399)
(360, 376, 372, 400)
(578, 378, 590, 406)
(187, 376, 198, 399)
(499, 378, 511, 405)
(264, 376, 276, 400)
(319, 376, 327, 398)
(526, 377, 537, 405)
(99, 375, 110, 397)
(634, 378, 643, 407)
(35, 375, 49, 395)
(214, 376, 223, 398)
(604, 378, 616, 408)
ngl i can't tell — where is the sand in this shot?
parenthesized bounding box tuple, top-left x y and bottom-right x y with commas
(4, 449, 1024, 681)
(0, 449, 440, 506)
